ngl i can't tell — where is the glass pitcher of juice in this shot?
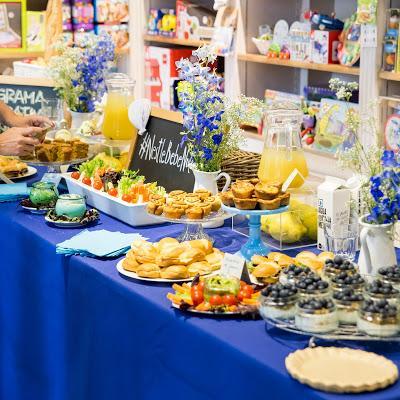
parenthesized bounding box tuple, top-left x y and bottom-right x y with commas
(102, 74, 138, 140)
(258, 104, 309, 188)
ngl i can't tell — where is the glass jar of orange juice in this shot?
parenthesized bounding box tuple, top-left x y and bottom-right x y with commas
(102, 74, 138, 140)
(258, 105, 308, 189)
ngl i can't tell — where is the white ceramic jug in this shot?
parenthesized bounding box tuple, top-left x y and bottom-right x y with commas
(358, 216, 396, 276)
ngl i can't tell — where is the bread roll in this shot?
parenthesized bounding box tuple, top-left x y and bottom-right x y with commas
(157, 237, 179, 252)
(251, 254, 269, 265)
(160, 265, 189, 279)
(122, 257, 139, 272)
(136, 246, 158, 264)
(205, 251, 224, 271)
(158, 244, 186, 267)
(179, 248, 205, 265)
(131, 239, 153, 253)
(187, 261, 213, 277)
(136, 263, 161, 278)
(186, 239, 213, 255)
(252, 261, 280, 278)
(317, 251, 334, 262)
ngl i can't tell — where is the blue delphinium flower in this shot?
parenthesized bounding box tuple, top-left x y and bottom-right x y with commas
(368, 151, 400, 224)
(203, 147, 213, 161)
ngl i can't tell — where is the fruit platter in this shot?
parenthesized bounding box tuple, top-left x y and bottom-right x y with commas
(167, 274, 260, 317)
(63, 153, 165, 227)
(258, 254, 400, 341)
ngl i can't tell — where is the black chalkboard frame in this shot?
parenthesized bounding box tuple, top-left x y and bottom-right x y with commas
(128, 107, 195, 192)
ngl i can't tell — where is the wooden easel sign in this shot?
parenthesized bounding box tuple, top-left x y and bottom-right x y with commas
(128, 107, 195, 192)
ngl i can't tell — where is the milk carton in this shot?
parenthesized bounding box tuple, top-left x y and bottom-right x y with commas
(317, 177, 352, 250)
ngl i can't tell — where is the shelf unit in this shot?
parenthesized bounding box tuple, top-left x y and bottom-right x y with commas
(238, 53, 360, 76)
(0, 51, 45, 60)
(143, 34, 210, 47)
(380, 70, 400, 82)
(129, 0, 395, 179)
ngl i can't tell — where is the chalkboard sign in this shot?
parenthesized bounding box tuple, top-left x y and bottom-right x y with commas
(0, 82, 58, 115)
(129, 110, 195, 192)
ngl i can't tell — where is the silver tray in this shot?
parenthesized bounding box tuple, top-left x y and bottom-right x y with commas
(265, 317, 400, 342)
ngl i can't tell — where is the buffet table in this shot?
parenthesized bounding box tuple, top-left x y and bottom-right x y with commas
(1, 171, 400, 400)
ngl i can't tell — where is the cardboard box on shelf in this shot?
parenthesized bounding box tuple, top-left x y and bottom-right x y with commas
(94, 0, 128, 24)
(0, 1, 24, 49)
(96, 24, 129, 50)
(27, 11, 45, 51)
(311, 30, 340, 64)
(144, 46, 192, 111)
(176, 0, 215, 41)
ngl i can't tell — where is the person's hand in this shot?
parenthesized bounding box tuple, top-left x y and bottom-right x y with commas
(11, 114, 55, 129)
(0, 127, 42, 157)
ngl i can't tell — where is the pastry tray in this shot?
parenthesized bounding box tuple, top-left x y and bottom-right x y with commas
(265, 317, 400, 342)
(27, 156, 90, 167)
(148, 209, 232, 224)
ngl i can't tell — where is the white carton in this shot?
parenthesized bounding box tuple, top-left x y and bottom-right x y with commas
(317, 176, 352, 250)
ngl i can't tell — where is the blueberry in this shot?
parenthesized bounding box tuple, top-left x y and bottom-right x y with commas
(334, 255, 344, 265)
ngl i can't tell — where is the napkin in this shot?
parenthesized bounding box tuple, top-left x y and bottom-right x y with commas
(0, 182, 29, 202)
(56, 229, 146, 258)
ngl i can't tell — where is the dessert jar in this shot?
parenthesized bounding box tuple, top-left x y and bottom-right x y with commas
(279, 265, 314, 285)
(332, 288, 364, 325)
(29, 181, 58, 206)
(330, 272, 365, 295)
(378, 266, 400, 291)
(258, 283, 298, 321)
(295, 298, 338, 333)
(55, 194, 87, 219)
(295, 275, 331, 300)
(357, 299, 399, 337)
(365, 279, 399, 306)
(323, 256, 358, 280)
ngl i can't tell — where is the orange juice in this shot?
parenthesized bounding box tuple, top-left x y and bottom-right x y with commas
(102, 92, 138, 140)
(258, 147, 309, 188)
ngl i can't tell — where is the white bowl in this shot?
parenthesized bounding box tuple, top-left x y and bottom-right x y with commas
(252, 37, 272, 55)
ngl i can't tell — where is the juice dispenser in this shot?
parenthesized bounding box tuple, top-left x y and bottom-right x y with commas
(102, 74, 138, 140)
(258, 104, 309, 188)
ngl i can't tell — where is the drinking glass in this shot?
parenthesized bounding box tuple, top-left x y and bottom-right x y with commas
(39, 98, 63, 125)
(323, 218, 359, 261)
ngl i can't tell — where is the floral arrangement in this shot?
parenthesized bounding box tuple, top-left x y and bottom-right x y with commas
(367, 151, 400, 224)
(50, 33, 115, 113)
(176, 45, 263, 172)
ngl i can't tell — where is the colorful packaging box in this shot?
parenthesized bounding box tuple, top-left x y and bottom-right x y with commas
(0, 1, 24, 49)
(72, 0, 94, 30)
(144, 46, 192, 110)
(94, 0, 128, 24)
(26, 11, 45, 51)
(310, 30, 340, 64)
(95, 24, 129, 50)
(63, 0, 72, 31)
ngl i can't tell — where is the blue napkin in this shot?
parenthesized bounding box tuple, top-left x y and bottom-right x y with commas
(56, 229, 146, 258)
(0, 182, 29, 202)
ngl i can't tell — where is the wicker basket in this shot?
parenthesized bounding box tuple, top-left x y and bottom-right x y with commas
(218, 150, 261, 191)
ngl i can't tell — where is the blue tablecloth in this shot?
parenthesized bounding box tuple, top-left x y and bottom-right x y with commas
(1, 169, 400, 400)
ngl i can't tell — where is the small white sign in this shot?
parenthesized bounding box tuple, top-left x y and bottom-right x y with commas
(220, 253, 251, 283)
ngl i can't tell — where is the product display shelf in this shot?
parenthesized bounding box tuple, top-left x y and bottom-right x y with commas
(0, 51, 45, 60)
(238, 53, 360, 76)
(379, 71, 400, 82)
(143, 34, 210, 48)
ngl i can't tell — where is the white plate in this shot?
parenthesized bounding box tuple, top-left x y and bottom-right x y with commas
(21, 205, 50, 214)
(45, 215, 88, 228)
(171, 302, 240, 316)
(116, 259, 219, 283)
(7, 166, 37, 180)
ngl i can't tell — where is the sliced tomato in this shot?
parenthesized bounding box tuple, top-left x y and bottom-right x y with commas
(122, 194, 133, 203)
(93, 180, 103, 190)
(209, 295, 223, 306)
(222, 294, 238, 306)
(108, 188, 118, 197)
(71, 171, 80, 180)
(242, 285, 254, 296)
(237, 290, 251, 302)
(82, 177, 91, 186)
(191, 290, 204, 306)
